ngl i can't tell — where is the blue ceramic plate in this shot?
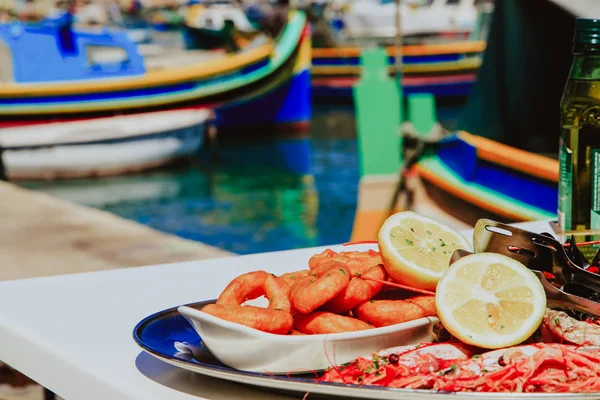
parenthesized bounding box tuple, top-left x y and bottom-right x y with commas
(132, 301, 582, 400)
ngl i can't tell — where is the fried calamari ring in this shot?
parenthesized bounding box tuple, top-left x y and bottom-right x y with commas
(289, 266, 351, 314)
(353, 296, 437, 327)
(202, 304, 293, 335)
(217, 270, 291, 312)
(308, 249, 382, 276)
(323, 264, 387, 314)
(279, 270, 310, 288)
(293, 311, 372, 334)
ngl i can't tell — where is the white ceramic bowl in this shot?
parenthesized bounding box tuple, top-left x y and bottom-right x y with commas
(178, 303, 438, 374)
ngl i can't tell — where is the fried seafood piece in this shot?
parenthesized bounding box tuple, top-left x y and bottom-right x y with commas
(202, 304, 293, 335)
(354, 296, 437, 327)
(308, 249, 382, 276)
(206, 271, 294, 334)
(217, 270, 291, 312)
(294, 311, 372, 334)
(289, 266, 351, 314)
(541, 309, 600, 346)
(278, 270, 310, 288)
(322, 264, 387, 314)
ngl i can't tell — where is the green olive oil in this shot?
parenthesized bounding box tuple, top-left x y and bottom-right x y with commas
(558, 19, 600, 234)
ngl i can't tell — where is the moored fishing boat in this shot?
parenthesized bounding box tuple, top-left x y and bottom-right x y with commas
(0, 10, 312, 174)
(311, 40, 485, 99)
(415, 131, 557, 226)
(0, 109, 212, 180)
(351, 130, 558, 241)
(350, 47, 558, 241)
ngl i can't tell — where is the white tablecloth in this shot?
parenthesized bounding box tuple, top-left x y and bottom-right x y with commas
(0, 220, 551, 400)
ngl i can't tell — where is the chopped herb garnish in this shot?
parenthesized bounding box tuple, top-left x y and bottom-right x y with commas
(439, 239, 446, 247)
(405, 239, 414, 245)
(339, 269, 347, 275)
(554, 317, 561, 325)
(481, 369, 489, 373)
(426, 230, 432, 235)
(500, 325, 505, 329)
(370, 299, 375, 303)
(410, 227, 415, 232)
(450, 364, 457, 371)
(356, 272, 362, 277)
(472, 354, 481, 359)
(290, 275, 297, 279)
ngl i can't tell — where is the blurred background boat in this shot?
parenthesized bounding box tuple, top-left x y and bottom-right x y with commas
(0, 9, 312, 175)
(0, 109, 211, 179)
(325, 0, 477, 44)
(311, 40, 485, 101)
(182, 0, 259, 50)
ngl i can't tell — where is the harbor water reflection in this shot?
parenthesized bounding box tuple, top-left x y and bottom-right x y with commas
(23, 106, 360, 254)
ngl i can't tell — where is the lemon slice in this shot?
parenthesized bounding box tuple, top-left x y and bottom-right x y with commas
(378, 211, 472, 291)
(435, 252, 546, 349)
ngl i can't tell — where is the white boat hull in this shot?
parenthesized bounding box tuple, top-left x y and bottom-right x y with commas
(330, 0, 477, 40)
(0, 110, 212, 180)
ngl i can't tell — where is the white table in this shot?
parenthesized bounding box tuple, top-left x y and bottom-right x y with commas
(0, 220, 551, 400)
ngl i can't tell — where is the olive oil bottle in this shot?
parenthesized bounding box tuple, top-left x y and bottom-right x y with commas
(559, 19, 600, 233)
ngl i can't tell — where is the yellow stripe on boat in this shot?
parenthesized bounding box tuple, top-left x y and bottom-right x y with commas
(0, 43, 273, 97)
(311, 40, 487, 59)
(311, 57, 482, 76)
(293, 31, 312, 73)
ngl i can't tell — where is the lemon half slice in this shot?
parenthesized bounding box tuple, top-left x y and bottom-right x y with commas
(378, 211, 472, 291)
(435, 252, 546, 349)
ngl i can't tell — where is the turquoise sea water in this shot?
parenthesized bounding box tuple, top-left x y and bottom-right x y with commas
(23, 105, 359, 254)
(23, 104, 462, 254)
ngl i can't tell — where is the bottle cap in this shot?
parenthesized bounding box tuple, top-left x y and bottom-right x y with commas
(574, 18, 600, 54)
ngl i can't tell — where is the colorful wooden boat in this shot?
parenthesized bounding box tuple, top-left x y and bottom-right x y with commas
(0, 109, 212, 180)
(352, 130, 558, 241)
(350, 48, 558, 241)
(311, 40, 485, 99)
(0, 10, 311, 139)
